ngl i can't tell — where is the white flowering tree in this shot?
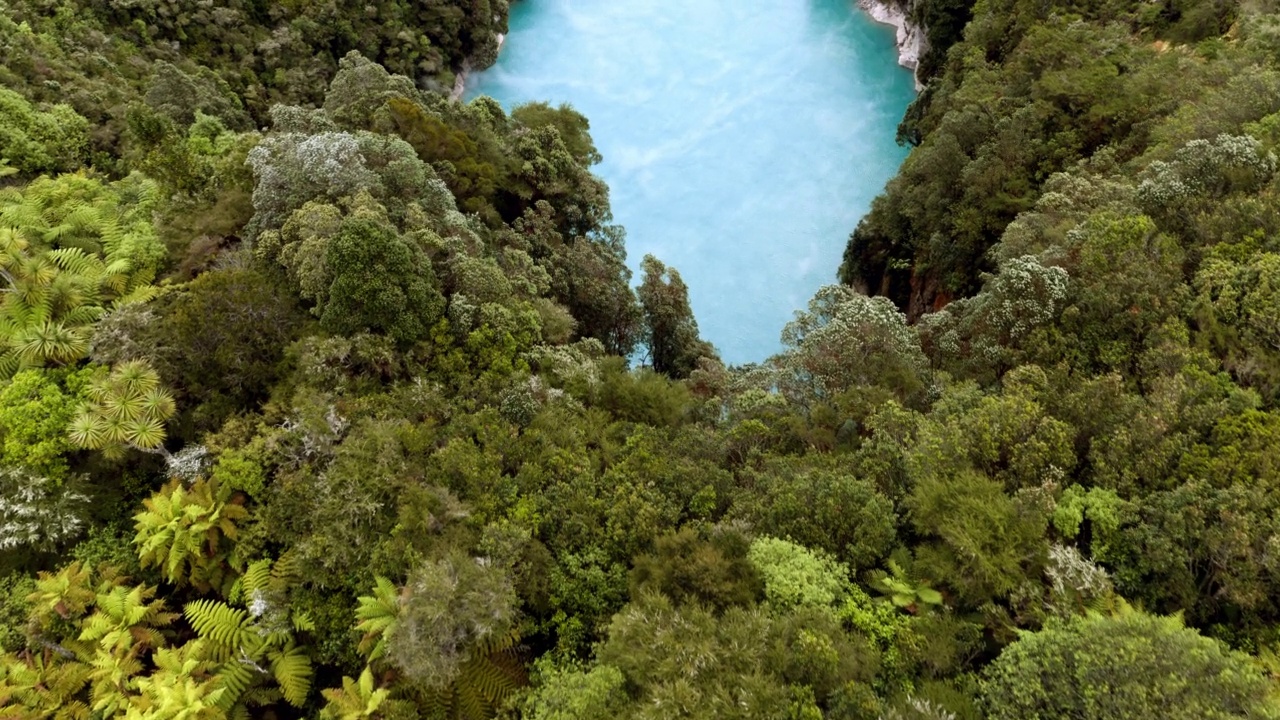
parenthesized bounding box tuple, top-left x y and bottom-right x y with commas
(0, 466, 89, 552)
(918, 255, 1069, 379)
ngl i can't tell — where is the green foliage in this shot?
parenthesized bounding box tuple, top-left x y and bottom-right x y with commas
(777, 285, 929, 407)
(592, 592, 877, 719)
(982, 608, 1279, 719)
(522, 660, 629, 720)
(321, 215, 444, 347)
(0, 174, 163, 376)
(355, 566, 525, 718)
(127, 640, 226, 720)
(68, 361, 174, 458)
(907, 466, 1047, 609)
(0, 87, 88, 176)
(7, 0, 1280, 713)
(355, 576, 401, 663)
(638, 255, 715, 378)
(0, 367, 90, 478)
(732, 458, 898, 571)
(629, 526, 762, 612)
(0, 573, 34, 651)
(139, 266, 305, 438)
(132, 478, 245, 593)
(384, 554, 517, 688)
(872, 560, 944, 612)
(321, 666, 402, 720)
(184, 557, 316, 711)
(748, 537, 849, 611)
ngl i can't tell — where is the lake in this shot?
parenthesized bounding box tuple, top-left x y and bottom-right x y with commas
(466, 0, 916, 364)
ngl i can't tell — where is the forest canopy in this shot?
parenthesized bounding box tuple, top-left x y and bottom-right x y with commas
(2, 0, 1280, 717)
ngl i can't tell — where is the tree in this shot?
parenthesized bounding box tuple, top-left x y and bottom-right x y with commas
(0, 368, 89, 479)
(731, 459, 898, 571)
(320, 215, 444, 347)
(356, 559, 525, 719)
(244, 127, 456, 241)
(141, 266, 305, 439)
(68, 361, 175, 459)
(637, 255, 715, 379)
(0, 88, 88, 176)
(982, 608, 1278, 719)
(776, 286, 929, 407)
(629, 527, 761, 612)
(0, 467, 90, 553)
(383, 555, 517, 688)
(907, 467, 1048, 609)
(521, 662, 628, 720)
(1194, 252, 1280, 400)
(747, 537, 849, 611)
(917, 256, 1069, 381)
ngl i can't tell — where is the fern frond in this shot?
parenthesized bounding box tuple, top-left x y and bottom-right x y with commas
(240, 559, 272, 600)
(291, 611, 316, 633)
(354, 577, 401, 661)
(268, 642, 313, 707)
(213, 656, 259, 711)
(270, 550, 304, 591)
(112, 282, 160, 307)
(185, 599, 251, 654)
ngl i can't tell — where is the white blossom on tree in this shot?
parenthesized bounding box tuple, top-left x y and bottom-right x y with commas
(0, 466, 89, 551)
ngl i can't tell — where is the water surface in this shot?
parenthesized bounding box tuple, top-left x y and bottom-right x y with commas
(467, 0, 915, 363)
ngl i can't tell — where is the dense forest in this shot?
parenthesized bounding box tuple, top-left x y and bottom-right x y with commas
(1, 0, 1280, 716)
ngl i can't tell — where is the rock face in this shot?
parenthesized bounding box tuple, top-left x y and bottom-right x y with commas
(858, 0, 927, 90)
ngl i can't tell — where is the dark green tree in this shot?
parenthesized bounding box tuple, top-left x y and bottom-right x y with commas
(637, 255, 715, 379)
(321, 216, 444, 347)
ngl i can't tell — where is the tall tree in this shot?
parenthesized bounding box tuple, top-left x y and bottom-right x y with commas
(637, 255, 714, 379)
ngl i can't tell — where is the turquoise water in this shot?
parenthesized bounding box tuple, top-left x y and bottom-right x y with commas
(466, 0, 916, 364)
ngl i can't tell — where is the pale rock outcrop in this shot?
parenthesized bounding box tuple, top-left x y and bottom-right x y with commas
(858, 0, 927, 90)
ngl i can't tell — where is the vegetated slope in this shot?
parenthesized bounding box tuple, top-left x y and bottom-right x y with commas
(0, 0, 1279, 719)
(842, 0, 1256, 316)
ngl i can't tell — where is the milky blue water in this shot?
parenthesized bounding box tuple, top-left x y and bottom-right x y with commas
(466, 0, 916, 364)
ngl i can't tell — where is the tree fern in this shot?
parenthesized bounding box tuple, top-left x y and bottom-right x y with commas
(0, 174, 164, 375)
(211, 656, 257, 711)
(1, 651, 93, 720)
(78, 584, 175, 658)
(354, 577, 401, 662)
(87, 649, 142, 716)
(127, 641, 225, 720)
(132, 478, 245, 593)
(432, 629, 525, 720)
(75, 583, 178, 717)
(184, 570, 315, 712)
(320, 667, 397, 720)
(27, 561, 97, 624)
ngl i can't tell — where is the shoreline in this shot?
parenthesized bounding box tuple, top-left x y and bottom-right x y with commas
(857, 0, 926, 90)
(450, 32, 506, 102)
